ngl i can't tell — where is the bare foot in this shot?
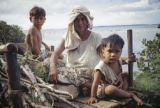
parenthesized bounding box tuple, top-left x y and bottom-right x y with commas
(130, 92, 143, 105)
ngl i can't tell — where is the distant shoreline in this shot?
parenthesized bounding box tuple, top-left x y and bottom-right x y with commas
(94, 23, 159, 28)
(23, 24, 159, 31)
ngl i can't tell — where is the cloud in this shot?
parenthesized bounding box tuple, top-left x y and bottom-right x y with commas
(0, 0, 160, 29)
(92, 0, 160, 26)
(103, 0, 160, 13)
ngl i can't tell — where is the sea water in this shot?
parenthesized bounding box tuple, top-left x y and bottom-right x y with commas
(35, 24, 160, 72)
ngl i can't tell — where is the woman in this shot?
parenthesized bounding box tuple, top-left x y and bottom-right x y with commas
(49, 6, 102, 88)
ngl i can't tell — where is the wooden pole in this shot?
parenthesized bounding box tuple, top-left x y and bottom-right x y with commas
(50, 45, 54, 51)
(5, 44, 23, 108)
(127, 30, 133, 87)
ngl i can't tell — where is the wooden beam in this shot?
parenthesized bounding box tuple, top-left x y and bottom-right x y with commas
(50, 45, 54, 51)
(5, 43, 24, 108)
(127, 29, 133, 87)
(0, 43, 25, 55)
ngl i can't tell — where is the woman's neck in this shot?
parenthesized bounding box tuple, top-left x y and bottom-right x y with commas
(78, 30, 91, 41)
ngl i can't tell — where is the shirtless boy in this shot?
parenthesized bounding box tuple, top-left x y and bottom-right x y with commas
(25, 6, 50, 59)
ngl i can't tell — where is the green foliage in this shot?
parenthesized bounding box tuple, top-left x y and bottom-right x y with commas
(134, 72, 160, 91)
(135, 33, 160, 92)
(0, 20, 25, 44)
(17, 52, 48, 81)
(137, 33, 160, 73)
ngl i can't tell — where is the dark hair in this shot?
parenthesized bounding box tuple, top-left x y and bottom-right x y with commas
(103, 34, 124, 49)
(30, 6, 46, 17)
(97, 34, 124, 56)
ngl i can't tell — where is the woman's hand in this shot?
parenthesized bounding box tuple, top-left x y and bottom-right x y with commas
(48, 71, 57, 83)
(84, 97, 98, 104)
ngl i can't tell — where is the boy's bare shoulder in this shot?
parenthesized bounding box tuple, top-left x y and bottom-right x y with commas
(28, 26, 39, 35)
(30, 26, 38, 32)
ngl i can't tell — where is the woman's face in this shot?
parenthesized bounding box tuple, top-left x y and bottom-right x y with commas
(74, 14, 89, 34)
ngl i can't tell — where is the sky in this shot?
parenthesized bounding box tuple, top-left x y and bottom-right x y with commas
(0, 0, 160, 29)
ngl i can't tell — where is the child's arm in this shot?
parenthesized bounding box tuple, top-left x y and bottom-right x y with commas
(121, 56, 128, 64)
(121, 53, 136, 64)
(30, 29, 41, 55)
(86, 70, 102, 104)
(42, 41, 50, 51)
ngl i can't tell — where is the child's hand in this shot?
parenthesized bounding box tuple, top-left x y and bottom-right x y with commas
(128, 53, 137, 63)
(121, 53, 137, 64)
(113, 73, 123, 89)
(42, 42, 50, 51)
(118, 78, 123, 89)
(84, 97, 97, 104)
(118, 74, 123, 89)
(45, 45, 50, 51)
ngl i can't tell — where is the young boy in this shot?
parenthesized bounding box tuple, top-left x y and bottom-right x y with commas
(85, 34, 143, 105)
(25, 6, 50, 59)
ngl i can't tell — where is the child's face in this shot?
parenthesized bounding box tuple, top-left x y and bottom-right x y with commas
(30, 16, 46, 29)
(101, 43, 122, 64)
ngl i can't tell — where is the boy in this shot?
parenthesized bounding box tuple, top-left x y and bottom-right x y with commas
(25, 6, 50, 59)
(85, 34, 143, 105)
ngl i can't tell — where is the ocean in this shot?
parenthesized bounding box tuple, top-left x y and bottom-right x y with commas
(25, 24, 160, 72)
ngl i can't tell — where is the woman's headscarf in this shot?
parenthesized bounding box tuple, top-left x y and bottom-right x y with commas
(64, 6, 94, 50)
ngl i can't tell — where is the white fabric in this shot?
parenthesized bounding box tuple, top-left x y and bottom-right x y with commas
(63, 6, 94, 50)
(94, 60, 118, 84)
(66, 31, 102, 69)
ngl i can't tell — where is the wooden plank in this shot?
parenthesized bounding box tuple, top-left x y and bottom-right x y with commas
(75, 97, 130, 108)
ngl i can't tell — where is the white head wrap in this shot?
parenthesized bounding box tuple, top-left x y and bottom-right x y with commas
(64, 6, 94, 50)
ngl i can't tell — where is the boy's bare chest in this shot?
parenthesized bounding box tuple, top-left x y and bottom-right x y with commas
(29, 28, 42, 41)
(32, 31, 42, 43)
(37, 31, 42, 40)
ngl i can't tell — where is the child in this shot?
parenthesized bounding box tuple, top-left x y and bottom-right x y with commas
(86, 34, 143, 105)
(25, 6, 50, 59)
